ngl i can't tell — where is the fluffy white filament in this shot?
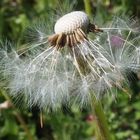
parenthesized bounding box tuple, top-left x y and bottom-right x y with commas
(0, 12, 140, 111)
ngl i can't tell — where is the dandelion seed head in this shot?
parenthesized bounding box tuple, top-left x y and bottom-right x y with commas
(54, 11, 90, 34)
(48, 11, 103, 49)
(1, 12, 140, 111)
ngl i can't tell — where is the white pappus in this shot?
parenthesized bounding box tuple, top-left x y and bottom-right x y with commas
(0, 11, 140, 111)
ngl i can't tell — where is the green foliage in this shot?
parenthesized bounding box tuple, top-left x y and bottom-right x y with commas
(0, 0, 140, 140)
(106, 90, 140, 140)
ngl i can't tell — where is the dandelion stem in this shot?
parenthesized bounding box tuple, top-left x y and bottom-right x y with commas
(83, 0, 92, 17)
(91, 95, 113, 140)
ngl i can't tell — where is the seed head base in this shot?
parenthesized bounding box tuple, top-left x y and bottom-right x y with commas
(48, 11, 103, 49)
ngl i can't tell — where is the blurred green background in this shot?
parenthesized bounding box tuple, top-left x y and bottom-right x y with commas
(0, 0, 140, 140)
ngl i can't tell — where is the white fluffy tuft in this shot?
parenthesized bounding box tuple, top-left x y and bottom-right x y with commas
(0, 15, 140, 111)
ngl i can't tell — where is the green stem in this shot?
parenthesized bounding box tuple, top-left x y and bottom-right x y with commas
(83, 0, 92, 16)
(92, 95, 112, 140)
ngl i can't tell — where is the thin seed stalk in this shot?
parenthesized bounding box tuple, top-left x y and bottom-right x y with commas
(71, 34, 112, 139)
(91, 95, 113, 140)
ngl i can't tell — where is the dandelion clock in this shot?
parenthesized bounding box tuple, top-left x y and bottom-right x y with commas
(0, 11, 140, 140)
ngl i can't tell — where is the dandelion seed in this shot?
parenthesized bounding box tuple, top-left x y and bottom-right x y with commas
(48, 11, 103, 49)
(0, 11, 140, 110)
